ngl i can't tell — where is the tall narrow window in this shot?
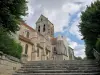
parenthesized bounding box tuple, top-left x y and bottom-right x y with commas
(37, 48, 39, 57)
(38, 26, 40, 32)
(26, 31, 29, 38)
(46, 50, 48, 55)
(43, 24, 45, 32)
(32, 45, 34, 52)
(54, 47, 57, 54)
(25, 44, 28, 54)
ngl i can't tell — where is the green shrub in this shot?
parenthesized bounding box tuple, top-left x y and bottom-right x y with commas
(96, 38, 100, 53)
(79, 0, 100, 59)
(75, 56, 82, 60)
(0, 0, 27, 33)
(0, 27, 22, 59)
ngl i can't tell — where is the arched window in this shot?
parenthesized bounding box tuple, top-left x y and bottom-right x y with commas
(54, 47, 57, 54)
(47, 57, 48, 60)
(32, 45, 34, 52)
(25, 44, 28, 54)
(37, 48, 39, 57)
(26, 31, 29, 38)
(43, 24, 45, 32)
(46, 50, 48, 55)
(38, 26, 40, 32)
(41, 18, 42, 21)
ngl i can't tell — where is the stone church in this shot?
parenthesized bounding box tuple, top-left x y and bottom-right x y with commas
(16, 15, 74, 61)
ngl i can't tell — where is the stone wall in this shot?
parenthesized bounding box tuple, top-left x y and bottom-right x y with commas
(0, 52, 22, 75)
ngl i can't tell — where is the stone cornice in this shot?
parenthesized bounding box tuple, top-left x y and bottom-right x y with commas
(37, 43, 43, 49)
(19, 35, 34, 45)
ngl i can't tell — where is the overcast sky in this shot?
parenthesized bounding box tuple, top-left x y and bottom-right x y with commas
(24, 0, 96, 58)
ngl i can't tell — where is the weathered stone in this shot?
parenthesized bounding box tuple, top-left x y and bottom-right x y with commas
(13, 60, 100, 75)
(0, 53, 21, 75)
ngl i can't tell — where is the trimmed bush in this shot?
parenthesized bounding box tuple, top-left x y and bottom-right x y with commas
(96, 38, 100, 53)
(0, 27, 22, 59)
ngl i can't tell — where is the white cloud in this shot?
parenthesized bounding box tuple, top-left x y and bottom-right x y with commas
(24, 0, 95, 58)
(74, 44, 86, 58)
(25, 0, 95, 33)
(67, 38, 78, 49)
(62, 3, 81, 15)
(67, 37, 85, 58)
(25, 0, 95, 32)
(69, 18, 83, 39)
(68, 0, 95, 40)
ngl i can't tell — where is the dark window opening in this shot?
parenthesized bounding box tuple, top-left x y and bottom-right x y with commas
(43, 24, 45, 32)
(26, 31, 29, 38)
(54, 47, 57, 54)
(25, 44, 28, 54)
(32, 45, 34, 52)
(37, 48, 39, 57)
(46, 50, 49, 55)
(47, 57, 48, 60)
(38, 26, 40, 32)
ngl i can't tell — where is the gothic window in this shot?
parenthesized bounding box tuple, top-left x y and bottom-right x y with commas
(37, 48, 39, 57)
(41, 18, 42, 21)
(32, 45, 34, 52)
(46, 50, 48, 55)
(38, 26, 40, 32)
(51, 31, 52, 35)
(54, 47, 57, 54)
(47, 57, 48, 60)
(43, 24, 45, 32)
(58, 41, 61, 46)
(25, 44, 28, 54)
(26, 31, 29, 38)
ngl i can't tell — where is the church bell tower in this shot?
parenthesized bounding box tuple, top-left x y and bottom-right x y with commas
(36, 14, 54, 37)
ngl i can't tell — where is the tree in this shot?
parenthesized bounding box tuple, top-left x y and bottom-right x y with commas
(0, 27, 22, 59)
(0, 0, 27, 33)
(0, 0, 27, 59)
(79, 0, 100, 59)
(83, 57, 87, 60)
(75, 56, 82, 60)
(96, 38, 100, 53)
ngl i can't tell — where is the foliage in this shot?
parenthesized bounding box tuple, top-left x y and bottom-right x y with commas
(0, 27, 22, 59)
(83, 57, 87, 60)
(79, 0, 100, 59)
(75, 56, 82, 60)
(96, 38, 100, 53)
(0, 0, 27, 33)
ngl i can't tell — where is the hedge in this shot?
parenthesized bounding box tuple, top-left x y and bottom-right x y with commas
(0, 27, 22, 59)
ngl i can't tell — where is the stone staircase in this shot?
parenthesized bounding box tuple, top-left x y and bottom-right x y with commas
(13, 60, 100, 75)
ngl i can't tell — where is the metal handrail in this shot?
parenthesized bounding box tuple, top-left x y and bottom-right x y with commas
(93, 48, 100, 62)
(93, 48, 100, 56)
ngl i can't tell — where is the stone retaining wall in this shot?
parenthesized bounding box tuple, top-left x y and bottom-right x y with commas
(0, 52, 22, 75)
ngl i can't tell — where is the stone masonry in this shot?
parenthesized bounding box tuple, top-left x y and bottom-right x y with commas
(18, 14, 74, 62)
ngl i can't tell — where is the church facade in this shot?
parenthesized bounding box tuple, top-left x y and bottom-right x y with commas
(17, 15, 74, 61)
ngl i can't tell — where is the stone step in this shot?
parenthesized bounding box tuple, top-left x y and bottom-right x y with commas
(26, 61, 97, 64)
(25, 63, 98, 66)
(22, 65, 99, 67)
(13, 72, 100, 75)
(26, 63, 98, 65)
(20, 67, 100, 70)
(16, 69, 100, 73)
(25, 63, 98, 65)
(13, 60, 100, 75)
(27, 60, 97, 64)
(21, 66, 97, 69)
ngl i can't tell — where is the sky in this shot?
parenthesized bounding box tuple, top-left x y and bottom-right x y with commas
(24, 0, 96, 58)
